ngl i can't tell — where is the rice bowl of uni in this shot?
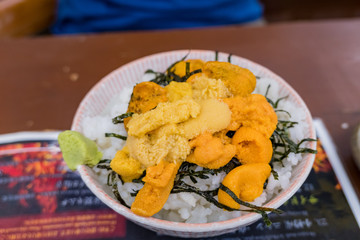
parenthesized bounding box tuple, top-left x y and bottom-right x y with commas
(72, 50, 317, 238)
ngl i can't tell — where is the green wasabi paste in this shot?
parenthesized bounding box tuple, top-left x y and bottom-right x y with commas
(58, 130, 102, 170)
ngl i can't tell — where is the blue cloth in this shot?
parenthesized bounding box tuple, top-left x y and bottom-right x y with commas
(51, 0, 263, 34)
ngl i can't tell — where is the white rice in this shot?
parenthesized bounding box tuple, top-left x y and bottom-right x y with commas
(83, 73, 308, 224)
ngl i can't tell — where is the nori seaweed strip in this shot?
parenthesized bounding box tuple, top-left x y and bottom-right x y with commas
(265, 85, 271, 98)
(148, 53, 190, 86)
(171, 181, 236, 211)
(167, 52, 190, 72)
(226, 130, 236, 138)
(220, 184, 282, 226)
(219, 184, 283, 214)
(112, 112, 134, 124)
(265, 85, 288, 109)
(270, 120, 317, 165)
(112, 181, 130, 208)
(146, 69, 169, 86)
(176, 158, 241, 182)
(107, 173, 112, 186)
(183, 69, 202, 81)
(108, 171, 130, 208)
(96, 165, 112, 170)
(263, 179, 268, 189)
(98, 159, 111, 164)
(97, 159, 112, 171)
(189, 176, 198, 184)
(130, 190, 140, 197)
(275, 109, 292, 118)
(105, 133, 127, 140)
(171, 181, 282, 226)
(228, 53, 232, 63)
(131, 171, 146, 184)
(185, 62, 190, 77)
(273, 96, 288, 108)
(257, 210, 273, 226)
(215, 51, 219, 61)
(267, 88, 317, 169)
(271, 169, 279, 180)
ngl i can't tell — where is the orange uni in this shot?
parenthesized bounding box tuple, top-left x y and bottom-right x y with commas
(131, 161, 180, 217)
(124, 81, 168, 128)
(232, 127, 273, 164)
(186, 132, 236, 169)
(202, 61, 256, 97)
(223, 94, 278, 138)
(218, 163, 271, 208)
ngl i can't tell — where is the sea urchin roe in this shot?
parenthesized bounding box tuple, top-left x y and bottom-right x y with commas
(127, 99, 201, 137)
(131, 161, 180, 217)
(231, 127, 273, 164)
(186, 132, 236, 169)
(124, 81, 168, 128)
(170, 59, 204, 77)
(179, 99, 232, 140)
(223, 94, 278, 138)
(202, 61, 256, 97)
(125, 99, 232, 167)
(110, 146, 144, 182)
(108, 59, 282, 218)
(218, 163, 271, 208)
(190, 75, 233, 100)
(126, 128, 191, 167)
(165, 81, 192, 102)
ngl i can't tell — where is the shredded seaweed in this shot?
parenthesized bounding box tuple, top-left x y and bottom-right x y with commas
(172, 181, 233, 210)
(95, 159, 112, 170)
(185, 62, 190, 77)
(171, 181, 282, 226)
(275, 109, 292, 118)
(108, 171, 130, 208)
(266, 84, 317, 166)
(228, 53, 232, 63)
(271, 169, 279, 180)
(130, 190, 140, 197)
(98, 159, 111, 164)
(220, 184, 282, 226)
(270, 123, 317, 165)
(112, 112, 134, 124)
(96, 164, 112, 170)
(176, 158, 241, 184)
(263, 179, 268, 189)
(147, 63, 202, 86)
(258, 210, 273, 226)
(220, 184, 283, 214)
(226, 130, 236, 138)
(105, 133, 127, 140)
(131, 171, 146, 184)
(147, 52, 205, 86)
(267, 96, 288, 109)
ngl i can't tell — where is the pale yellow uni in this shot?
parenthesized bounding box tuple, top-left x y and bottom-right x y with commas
(127, 99, 201, 137)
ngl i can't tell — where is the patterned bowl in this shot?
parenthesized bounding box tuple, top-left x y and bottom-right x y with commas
(72, 50, 316, 238)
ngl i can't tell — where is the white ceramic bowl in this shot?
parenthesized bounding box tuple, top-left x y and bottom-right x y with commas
(72, 50, 316, 238)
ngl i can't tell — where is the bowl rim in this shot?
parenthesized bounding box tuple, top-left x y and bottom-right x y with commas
(73, 49, 317, 233)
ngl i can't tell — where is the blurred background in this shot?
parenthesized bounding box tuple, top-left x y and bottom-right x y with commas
(0, 0, 360, 38)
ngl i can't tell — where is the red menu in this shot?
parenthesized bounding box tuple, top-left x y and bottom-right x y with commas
(0, 119, 359, 240)
(0, 132, 125, 240)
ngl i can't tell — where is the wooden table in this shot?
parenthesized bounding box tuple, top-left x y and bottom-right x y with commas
(1, 19, 360, 199)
